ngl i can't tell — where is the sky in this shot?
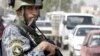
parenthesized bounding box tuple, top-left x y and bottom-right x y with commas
(84, 0, 99, 5)
(74, 0, 100, 7)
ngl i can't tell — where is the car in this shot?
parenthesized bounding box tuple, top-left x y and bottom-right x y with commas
(68, 25, 100, 56)
(81, 30, 100, 56)
(36, 20, 52, 39)
(59, 13, 94, 49)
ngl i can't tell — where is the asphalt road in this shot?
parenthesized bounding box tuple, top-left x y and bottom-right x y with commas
(60, 49, 69, 56)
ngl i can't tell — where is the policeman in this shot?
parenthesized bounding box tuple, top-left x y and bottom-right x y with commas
(2, 0, 57, 56)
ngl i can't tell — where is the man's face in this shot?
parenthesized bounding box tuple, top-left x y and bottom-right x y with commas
(24, 6, 40, 23)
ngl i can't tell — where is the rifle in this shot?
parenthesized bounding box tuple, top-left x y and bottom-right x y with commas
(35, 25, 63, 56)
(16, 23, 63, 56)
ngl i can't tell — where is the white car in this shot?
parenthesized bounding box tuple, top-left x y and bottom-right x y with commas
(36, 20, 52, 38)
(68, 25, 100, 56)
(59, 13, 94, 49)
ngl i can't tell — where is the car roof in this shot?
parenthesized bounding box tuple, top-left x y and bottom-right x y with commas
(75, 25, 100, 29)
(46, 11, 66, 15)
(65, 13, 94, 17)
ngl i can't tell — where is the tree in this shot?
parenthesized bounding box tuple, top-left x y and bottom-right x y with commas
(61, 0, 72, 12)
(41, 0, 72, 15)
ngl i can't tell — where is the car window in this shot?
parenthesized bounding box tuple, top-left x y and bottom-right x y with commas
(38, 16, 45, 20)
(76, 28, 100, 36)
(89, 35, 100, 46)
(66, 16, 93, 29)
(36, 22, 51, 27)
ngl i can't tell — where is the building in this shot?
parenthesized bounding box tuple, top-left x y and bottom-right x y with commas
(80, 6, 100, 16)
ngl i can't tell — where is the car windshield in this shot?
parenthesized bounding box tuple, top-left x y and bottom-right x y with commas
(38, 16, 45, 20)
(36, 22, 51, 27)
(66, 16, 93, 29)
(89, 35, 100, 46)
(76, 28, 100, 36)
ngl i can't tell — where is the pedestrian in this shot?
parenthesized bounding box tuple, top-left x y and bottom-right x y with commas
(2, 0, 61, 56)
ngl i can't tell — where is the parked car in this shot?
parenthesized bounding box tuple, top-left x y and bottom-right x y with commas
(68, 25, 100, 56)
(59, 13, 94, 49)
(36, 20, 52, 39)
(81, 30, 100, 56)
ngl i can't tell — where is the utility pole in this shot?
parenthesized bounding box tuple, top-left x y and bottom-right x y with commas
(70, 0, 74, 12)
(58, 0, 61, 11)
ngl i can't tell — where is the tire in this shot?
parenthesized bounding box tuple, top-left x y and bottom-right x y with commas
(73, 52, 76, 56)
(61, 44, 64, 49)
(56, 40, 61, 47)
(61, 44, 69, 50)
(70, 51, 73, 56)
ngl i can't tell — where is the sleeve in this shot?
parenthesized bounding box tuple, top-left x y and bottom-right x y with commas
(2, 25, 30, 56)
(2, 25, 45, 56)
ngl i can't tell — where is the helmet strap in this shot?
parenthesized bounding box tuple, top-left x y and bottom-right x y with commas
(21, 7, 28, 25)
(21, 7, 36, 26)
(21, 7, 39, 26)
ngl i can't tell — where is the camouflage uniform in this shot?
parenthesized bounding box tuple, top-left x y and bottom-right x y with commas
(2, 0, 45, 56)
(2, 24, 45, 56)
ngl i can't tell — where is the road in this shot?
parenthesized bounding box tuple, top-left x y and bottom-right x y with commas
(60, 49, 69, 56)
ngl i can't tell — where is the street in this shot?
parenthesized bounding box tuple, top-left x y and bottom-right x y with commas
(60, 49, 69, 56)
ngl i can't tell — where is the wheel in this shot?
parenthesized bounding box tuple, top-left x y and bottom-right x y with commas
(61, 44, 69, 50)
(73, 52, 76, 56)
(56, 40, 61, 47)
(61, 44, 64, 49)
(70, 51, 73, 56)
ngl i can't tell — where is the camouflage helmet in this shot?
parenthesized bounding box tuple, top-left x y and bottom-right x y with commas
(14, 0, 43, 11)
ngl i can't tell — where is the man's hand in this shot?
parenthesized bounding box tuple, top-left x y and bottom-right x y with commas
(37, 41, 57, 56)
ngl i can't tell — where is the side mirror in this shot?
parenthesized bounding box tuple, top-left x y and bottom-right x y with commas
(63, 20, 67, 25)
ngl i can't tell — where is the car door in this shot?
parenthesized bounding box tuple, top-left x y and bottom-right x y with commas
(81, 33, 91, 56)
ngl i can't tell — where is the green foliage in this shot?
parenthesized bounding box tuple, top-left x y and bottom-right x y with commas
(61, 0, 72, 12)
(41, 0, 72, 15)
